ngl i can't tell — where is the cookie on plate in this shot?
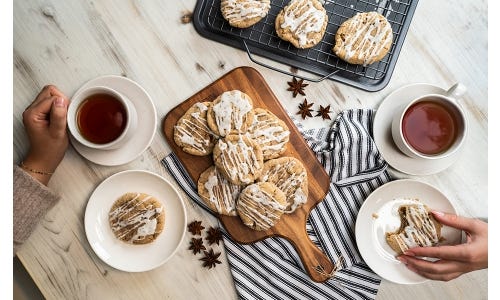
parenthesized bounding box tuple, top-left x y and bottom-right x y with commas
(108, 192, 165, 245)
(198, 166, 242, 216)
(385, 204, 443, 255)
(333, 12, 393, 66)
(275, 0, 328, 49)
(213, 134, 264, 185)
(221, 0, 271, 28)
(258, 156, 308, 213)
(248, 108, 290, 160)
(207, 90, 254, 137)
(236, 182, 287, 231)
(174, 102, 218, 156)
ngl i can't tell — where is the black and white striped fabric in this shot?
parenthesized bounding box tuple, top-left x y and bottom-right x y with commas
(162, 109, 392, 299)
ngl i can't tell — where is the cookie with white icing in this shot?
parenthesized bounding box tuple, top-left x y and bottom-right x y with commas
(275, 0, 328, 49)
(207, 90, 255, 137)
(174, 102, 218, 156)
(108, 192, 165, 245)
(221, 0, 271, 28)
(198, 166, 242, 216)
(333, 12, 393, 66)
(258, 157, 308, 213)
(213, 134, 264, 185)
(248, 108, 290, 160)
(237, 182, 287, 231)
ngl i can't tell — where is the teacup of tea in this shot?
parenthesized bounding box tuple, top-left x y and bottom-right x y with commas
(68, 86, 138, 150)
(391, 83, 467, 160)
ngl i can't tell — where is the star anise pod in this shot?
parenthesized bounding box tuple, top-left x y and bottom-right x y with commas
(205, 227, 223, 246)
(189, 238, 206, 255)
(297, 99, 314, 119)
(287, 77, 308, 98)
(316, 105, 332, 120)
(200, 249, 222, 269)
(188, 220, 205, 235)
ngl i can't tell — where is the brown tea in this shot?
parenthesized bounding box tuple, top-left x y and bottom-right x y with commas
(76, 93, 127, 144)
(402, 100, 458, 155)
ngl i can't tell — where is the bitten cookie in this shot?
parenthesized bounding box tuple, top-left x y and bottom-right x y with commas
(258, 157, 308, 213)
(385, 204, 443, 255)
(237, 182, 287, 231)
(213, 134, 264, 185)
(221, 0, 271, 28)
(248, 108, 290, 160)
(198, 166, 242, 216)
(109, 192, 165, 245)
(174, 102, 218, 156)
(207, 90, 254, 137)
(275, 0, 328, 49)
(333, 12, 393, 66)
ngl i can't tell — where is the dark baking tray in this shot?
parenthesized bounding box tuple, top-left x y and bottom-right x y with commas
(193, 0, 418, 91)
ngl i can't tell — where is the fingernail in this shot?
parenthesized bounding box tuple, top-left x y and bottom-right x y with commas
(54, 97, 65, 107)
(397, 256, 407, 264)
(403, 251, 415, 257)
(431, 210, 445, 217)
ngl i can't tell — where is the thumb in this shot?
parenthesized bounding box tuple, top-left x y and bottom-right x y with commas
(431, 211, 479, 233)
(49, 96, 68, 134)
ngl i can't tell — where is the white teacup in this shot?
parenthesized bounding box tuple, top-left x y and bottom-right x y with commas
(391, 83, 468, 160)
(68, 86, 138, 150)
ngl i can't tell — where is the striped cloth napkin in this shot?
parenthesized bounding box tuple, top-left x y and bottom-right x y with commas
(162, 109, 392, 299)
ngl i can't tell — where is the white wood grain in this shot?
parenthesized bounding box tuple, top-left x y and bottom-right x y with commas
(14, 0, 487, 299)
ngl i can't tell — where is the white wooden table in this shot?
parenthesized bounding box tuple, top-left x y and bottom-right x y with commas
(13, 0, 487, 299)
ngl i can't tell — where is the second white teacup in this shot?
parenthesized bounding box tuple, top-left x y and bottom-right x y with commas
(68, 86, 138, 150)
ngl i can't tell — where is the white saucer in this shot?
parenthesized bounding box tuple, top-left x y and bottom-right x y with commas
(70, 75, 157, 166)
(84, 170, 187, 272)
(355, 179, 462, 284)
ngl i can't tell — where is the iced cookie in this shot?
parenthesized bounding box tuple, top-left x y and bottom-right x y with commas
(197, 166, 242, 216)
(174, 102, 218, 156)
(248, 108, 290, 160)
(236, 182, 287, 231)
(108, 192, 165, 245)
(258, 157, 308, 213)
(221, 0, 271, 28)
(213, 134, 264, 185)
(333, 12, 393, 66)
(275, 0, 328, 49)
(207, 90, 254, 137)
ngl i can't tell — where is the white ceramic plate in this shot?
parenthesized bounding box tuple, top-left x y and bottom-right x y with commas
(70, 75, 157, 166)
(84, 170, 187, 272)
(373, 83, 463, 175)
(355, 179, 462, 284)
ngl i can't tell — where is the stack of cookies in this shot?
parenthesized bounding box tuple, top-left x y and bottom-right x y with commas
(174, 90, 309, 231)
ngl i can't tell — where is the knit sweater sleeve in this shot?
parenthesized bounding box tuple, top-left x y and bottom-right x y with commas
(13, 165, 60, 254)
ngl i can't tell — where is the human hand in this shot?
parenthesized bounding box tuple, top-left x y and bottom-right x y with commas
(397, 211, 488, 281)
(21, 85, 70, 185)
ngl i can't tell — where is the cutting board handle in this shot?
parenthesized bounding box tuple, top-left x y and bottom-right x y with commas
(286, 225, 336, 283)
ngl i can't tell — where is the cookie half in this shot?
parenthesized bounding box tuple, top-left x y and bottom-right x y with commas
(213, 134, 264, 185)
(258, 156, 308, 213)
(333, 12, 393, 66)
(108, 192, 165, 245)
(221, 0, 271, 28)
(207, 90, 254, 137)
(248, 108, 290, 160)
(198, 166, 242, 216)
(275, 0, 328, 49)
(237, 182, 287, 231)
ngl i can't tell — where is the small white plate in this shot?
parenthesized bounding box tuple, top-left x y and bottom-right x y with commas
(355, 179, 462, 284)
(373, 83, 463, 175)
(84, 170, 187, 272)
(70, 75, 157, 166)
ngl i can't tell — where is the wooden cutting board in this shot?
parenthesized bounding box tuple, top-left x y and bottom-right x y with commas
(163, 67, 334, 282)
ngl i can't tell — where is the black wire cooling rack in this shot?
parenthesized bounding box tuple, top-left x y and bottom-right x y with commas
(193, 0, 418, 91)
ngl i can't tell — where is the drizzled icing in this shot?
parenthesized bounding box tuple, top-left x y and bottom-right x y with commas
(237, 183, 286, 230)
(109, 193, 164, 244)
(336, 12, 393, 66)
(248, 109, 290, 159)
(279, 0, 327, 48)
(212, 90, 253, 137)
(203, 167, 241, 215)
(221, 0, 270, 26)
(174, 102, 217, 155)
